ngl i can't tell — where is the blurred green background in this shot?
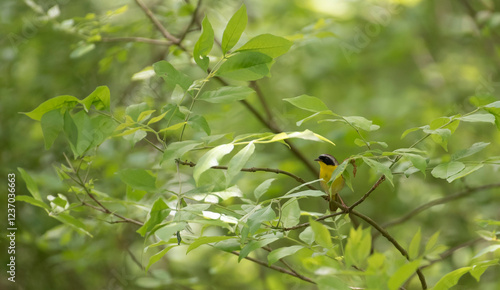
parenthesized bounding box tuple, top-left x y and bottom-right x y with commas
(1, 0, 500, 289)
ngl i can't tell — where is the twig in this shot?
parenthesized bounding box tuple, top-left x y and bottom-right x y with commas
(250, 81, 273, 123)
(101, 37, 170, 45)
(381, 183, 500, 229)
(133, 0, 180, 44)
(348, 175, 386, 211)
(63, 154, 144, 226)
(230, 251, 316, 284)
(177, 159, 317, 190)
(178, 0, 203, 42)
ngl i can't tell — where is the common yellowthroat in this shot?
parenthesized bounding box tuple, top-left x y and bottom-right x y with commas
(315, 154, 345, 211)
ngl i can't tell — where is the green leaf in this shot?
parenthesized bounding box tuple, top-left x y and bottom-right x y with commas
(161, 140, 202, 165)
(193, 144, 234, 184)
(317, 276, 351, 290)
(157, 122, 186, 133)
(279, 190, 326, 199)
(431, 161, 465, 180)
(254, 178, 275, 201)
(243, 205, 276, 238)
(198, 86, 255, 103)
(41, 109, 64, 149)
(310, 218, 333, 250)
(63, 111, 79, 155)
(283, 95, 330, 112)
(147, 111, 169, 125)
(236, 33, 293, 58)
(424, 231, 440, 254)
(470, 259, 499, 281)
(188, 115, 211, 135)
(327, 160, 348, 186)
(118, 169, 157, 192)
(226, 142, 255, 185)
(401, 127, 421, 139)
(345, 227, 371, 268)
(451, 142, 490, 160)
(281, 198, 300, 228)
(125, 102, 149, 122)
(458, 113, 495, 123)
(23, 95, 79, 121)
(80, 86, 110, 111)
(17, 168, 41, 200)
(472, 244, 500, 259)
(408, 227, 421, 260)
(299, 227, 315, 245)
(186, 236, 236, 254)
(70, 43, 95, 58)
(221, 5, 247, 54)
(137, 110, 156, 122)
(216, 51, 274, 81)
(406, 154, 427, 176)
(153, 60, 192, 92)
(433, 267, 471, 290)
(429, 118, 460, 151)
(387, 260, 422, 290)
(146, 245, 176, 272)
(267, 245, 303, 265)
(193, 16, 214, 71)
(239, 237, 279, 261)
(16, 195, 50, 210)
(362, 158, 394, 186)
(343, 116, 380, 131)
(155, 222, 187, 241)
(137, 198, 170, 237)
(446, 164, 484, 182)
(53, 213, 93, 237)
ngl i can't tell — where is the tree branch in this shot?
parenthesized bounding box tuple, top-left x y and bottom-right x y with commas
(176, 159, 317, 190)
(133, 0, 180, 44)
(101, 36, 171, 45)
(381, 183, 500, 229)
(348, 175, 386, 211)
(230, 251, 316, 284)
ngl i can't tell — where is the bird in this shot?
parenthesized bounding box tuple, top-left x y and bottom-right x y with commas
(315, 154, 345, 211)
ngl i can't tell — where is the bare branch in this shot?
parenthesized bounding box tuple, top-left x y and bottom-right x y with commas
(101, 37, 170, 45)
(382, 183, 500, 229)
(230, 251, 316, 284)
(176, 159, 317, 190)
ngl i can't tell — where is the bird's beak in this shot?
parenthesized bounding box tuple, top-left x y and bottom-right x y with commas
(314, 158, 320, 161)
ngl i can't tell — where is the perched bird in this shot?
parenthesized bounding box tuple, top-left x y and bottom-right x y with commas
(315, 154, 345, 211)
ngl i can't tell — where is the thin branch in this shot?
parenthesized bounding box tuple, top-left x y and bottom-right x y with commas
(101, 36, 171, 45)
(250, 81, 273, 123)
(177, 159, 317, 190)
(230, 251, 316, 284)
(178, 0, 203, 42)
(348, 175, 386, 211)
(133, 0, 180, 44)
(381, 183, 500, 229)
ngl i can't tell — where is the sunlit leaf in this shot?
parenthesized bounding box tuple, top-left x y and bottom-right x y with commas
(221, 5, 247, 54)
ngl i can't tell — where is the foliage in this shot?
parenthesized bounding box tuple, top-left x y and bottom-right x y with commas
(3, 0, 500, 289)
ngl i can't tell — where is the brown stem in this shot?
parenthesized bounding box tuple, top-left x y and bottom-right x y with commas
(348, 175, 386, 211)
(177, 159, 317, 190)
(133, 0, 180, 44)
(230, 251, 316, 284)
(101, 37, 170, 45)
(381, 183, 500, 229)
